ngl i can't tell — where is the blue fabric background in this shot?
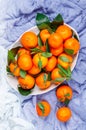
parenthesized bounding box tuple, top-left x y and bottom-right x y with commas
(0, 0, 86, 129)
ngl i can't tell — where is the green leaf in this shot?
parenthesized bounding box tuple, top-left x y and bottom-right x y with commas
(48, 72, 51, 81)
(50, 14, 64, 32)
(45, 39, 50, 52)
(59, 56, 70, 62)
(43, 73, 47, 83)
(64, 93, 70, 97)
(38, 102, 45, 114)
(38, 59, 42, 69)
(72, 30, 79, 41)
(58, 64, 71, 79)
(30, 48, 43, 54)
(8, 46, 20, 65)
(64, 98, 70, 106)
(20, 69, 27, 78)
(38, 35, 43, 46)
(6, 66, 11, 72)
(41, 52, 52, 58)
(18, 86, 32, 96)
(36, 13, 52, 33)
(36, 13, 50, 26)
(64, 49, 74, 55)
(53, 77, 65, 82)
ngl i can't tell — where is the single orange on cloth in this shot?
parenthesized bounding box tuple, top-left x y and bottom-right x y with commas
(50, 44, 63, 56)
(33, 53, 48, 69)
(48, 33, 63, 49)
(36, 100, 51, 116)
(57, 53, 73, 69)
(18, 53, 32, 70)
(51, 68, 63, 84)
(64, 38, 80, 55)
(45, 56, 57, 72)
(40, 29, 51, 44)
(18, 74, 35, 89)
(28, 64, 41, 75)
(56, 107, 72, 122)
(36, 73, 51, 90)
(56, 85, 73, 102)
(56, 25, 72, 40)
(9, 62, 20, 77)
(20, 31, 38, 49)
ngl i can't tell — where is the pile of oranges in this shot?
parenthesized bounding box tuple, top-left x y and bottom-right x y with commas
(8, 24, 80, 90)
(36, 84, 73, 122)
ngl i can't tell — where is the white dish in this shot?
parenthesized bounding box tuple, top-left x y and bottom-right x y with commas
(6, 24, 79, 96)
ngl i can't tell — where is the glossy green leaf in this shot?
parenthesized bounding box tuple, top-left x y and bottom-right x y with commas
(38, 35, 43, 46)
(18, 86, 32, 96)
(38, 102, 45, 114)
(8, 46, 20, 65)
(30, 48, 43, 54)
(53, 77, 65, 82)
(41, 52, 52, 58)
(20, 69, 27, 78)
(38, 59, 42, 69)
(48, 72, 51, 81)
(50, 14, 64, 32)
(59, 56, 70, 62)
(45, 39, 50, 52)
(43, 73, 47, 83)
(64, 48, 74, 55)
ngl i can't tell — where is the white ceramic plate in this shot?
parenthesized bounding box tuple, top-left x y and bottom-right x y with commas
(6, 24, 79, 95)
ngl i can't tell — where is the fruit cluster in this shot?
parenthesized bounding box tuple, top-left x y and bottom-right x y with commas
(36, 85, 73, 122)
(7, 23, 80, 92)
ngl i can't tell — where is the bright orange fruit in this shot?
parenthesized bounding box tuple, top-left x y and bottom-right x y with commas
(40, 29, 50, 44)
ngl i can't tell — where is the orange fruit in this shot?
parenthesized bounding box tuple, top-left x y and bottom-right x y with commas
(64, 38, 80, 55)
(56, 107, 72, 122)
(50, 44, 63, 56)
(33, 53, 48, 68)
(57, 53, 73, 69)
(36, 73, 51, 90)
(28, 64, 41, 75)
(9, 62, 20, 77)
(51, 68, 62, 84)
(17, 47, 30, 56)
(20, 31, 38, 49)
(45, 56, 57, 72)
(36, 100, 51, 116)
(18, 74, 35, 89)
(18, 54, 32, 70)
(40, 29, 50, 44)
(48, 33, 63, 49)
(56, 25, 72, 40)
(56, 85, 73, 102)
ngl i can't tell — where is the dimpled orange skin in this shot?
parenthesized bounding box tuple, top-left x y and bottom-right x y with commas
(9, 62, 20, 77)
(48, 33, 63, 49)
(50, 44, 63, 56)
(45, 56, 57, 72)
(64, 38, 80, 55)
(28, 64, 41, 75)
(56, 25, 72, 40)
(33, 53, 48, 68)
(56, 85, 73, 102)
(18, 74, 35, 89)
(20, 31, 38, 49)
(57, 53, 73, 69)
(40, 29, 51, 44)
(36, 73, 51, 90)
(51, 68, 62, 84)
(18, 53, 32, 70)
(36, 101, 51, 116)
(56, 107, 72, 122)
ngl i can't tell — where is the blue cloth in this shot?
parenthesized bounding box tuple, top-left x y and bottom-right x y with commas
(0, 0, 86, 129)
